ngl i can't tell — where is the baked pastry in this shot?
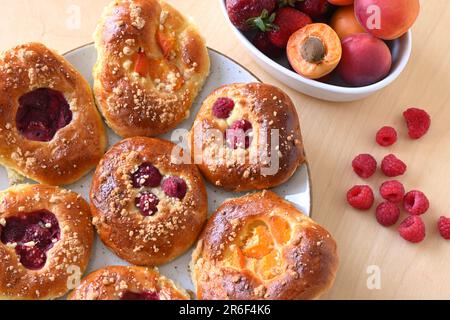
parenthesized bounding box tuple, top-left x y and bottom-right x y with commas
(0, 42, 107, 186)
(191, 191, 338, 300)
(191, 83, 305, 192)
(93, 0, 210, 137)
(0, 184, 94, 300)
(69, 266, 189, 300)
(90, 137, 207, 266)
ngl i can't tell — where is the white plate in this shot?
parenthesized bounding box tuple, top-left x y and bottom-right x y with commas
(0, 43, 311, 295)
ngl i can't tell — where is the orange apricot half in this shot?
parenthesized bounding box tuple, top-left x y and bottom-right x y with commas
(287, 23, 342, 80)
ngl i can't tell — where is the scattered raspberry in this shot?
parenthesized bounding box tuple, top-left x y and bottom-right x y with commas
(347, 185, 374, 210)
(438, 217, 450, 240)
(352, 154, 377, 179)
(381, 154, 407, 177)
(398, 216, 426, 243)
(162, 177, 188, 200)
(403, 190, 429, 215)
(131, 163, 162, 188)
(376, 126, 397, 147)
(376, 202, 400, 227)
(379, 180, 405, 203)
(403, 107, 431, 139)
(135, 192, 159, 217)
(212, 98, 235, 119)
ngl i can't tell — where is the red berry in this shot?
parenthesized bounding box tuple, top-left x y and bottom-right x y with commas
(438, 217, 450, 240)
(403, 190, 429, 216)
(376, 126, 397, 147)
(398, 216, 426, 243)
(381, 154, 407, 177)
(296, 0, 331, 19)
(162, 177, 187, 200)
(379, 180, 405, 203)
(268, 7, 312, 48)
(347, 185, 374, 210)
(403, 107, 431, 139)
(226, 0, 277, 30)
(252, 32, 283, 58)
(131, 163, 162, 188)
(226, 119, 253, 149)
(135, 192, 159, 217)
(376, 202, 400, 227)
(212, 98, 235, 119)
(352, 154, 377, 179)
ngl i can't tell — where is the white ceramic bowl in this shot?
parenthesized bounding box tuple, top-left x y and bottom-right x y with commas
(219, 0, 412, 102)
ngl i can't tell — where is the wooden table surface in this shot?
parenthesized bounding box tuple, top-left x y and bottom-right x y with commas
(1, 0, 450, 300)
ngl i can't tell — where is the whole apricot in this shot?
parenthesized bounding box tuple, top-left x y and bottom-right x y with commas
(355, 0, 420, 40)
(330, 5, 365, 40)
(328, 0, 354, 5)
(287, 23, 342, 79)
(337, 33, 392, 86)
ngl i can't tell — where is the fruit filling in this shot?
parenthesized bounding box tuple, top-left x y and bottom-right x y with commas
(131, 163, 163, 188)
(0, 210, 60, 270)
(161, 177, 187, 200)
(225, 120, 253, 149)
(135, 192, 160, 217)
(120, 291, 160, 300)
(212, 98, 235, 119)
(16, 88, 72, 142)
(226, 217, 291, 280)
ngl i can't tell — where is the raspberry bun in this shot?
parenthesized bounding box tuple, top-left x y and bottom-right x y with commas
(90, 137, 207, 266)
(191, 191, 339, 300)
(191, 83, 305, 192)
(0, 43, 107, 186)
(0, 184, 94, 300)
(69, 266, 189, 300)
(93, 0, 210, 137)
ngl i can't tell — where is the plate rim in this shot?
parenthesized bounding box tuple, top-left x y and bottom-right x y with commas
(63, 42, 314, 217)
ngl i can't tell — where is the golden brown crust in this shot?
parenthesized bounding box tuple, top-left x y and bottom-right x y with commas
(0, 42, 107, 186)
(191, 191, 338, 300)
(191, 83, 305, 192)
(0, 184, 94, 300)
(68, 266, 189, 300)
(93, 0, 210, 137)
(90, 137, 207, 266)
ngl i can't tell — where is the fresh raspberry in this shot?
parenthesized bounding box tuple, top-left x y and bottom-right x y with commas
(135, 192, 159, 216)
(403, 107, 431, 139)
(212, 98, 235, 119)
(403, 190, 429, 216)
(438, 217, 450, 240)
(381, 154, 407, 177)
(351, 154, 377, 179)
(226, 120, 253, 149)
(376, 126, 397, 147)
(376, 202, 400, 227)
(379, 180, 405, 203)
(398, 216, 426, 243)
(131, 163, 162, 188)
(162, 177, 188, 200)
(347, 185, 374, 210)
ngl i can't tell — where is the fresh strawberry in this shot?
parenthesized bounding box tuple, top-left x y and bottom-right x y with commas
(252, 32, 283, 58)
(226, 0, 277, 30)
(296, 0, 332, 20)
(268, 7, 312, 48)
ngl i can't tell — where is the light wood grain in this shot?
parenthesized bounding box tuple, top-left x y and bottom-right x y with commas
(1, 0, 450, 299)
